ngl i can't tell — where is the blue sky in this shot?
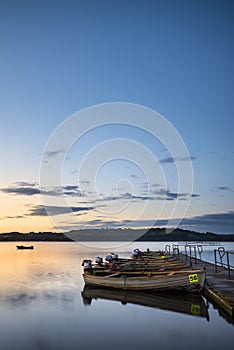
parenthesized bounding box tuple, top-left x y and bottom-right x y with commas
(0, 0, 233, 234)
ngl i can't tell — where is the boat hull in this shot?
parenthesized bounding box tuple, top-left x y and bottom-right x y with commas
(83, 270, 206, 292)
(16, 245, 34, 250)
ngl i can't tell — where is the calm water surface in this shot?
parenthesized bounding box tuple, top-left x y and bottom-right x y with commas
(0, 241, 234, 350)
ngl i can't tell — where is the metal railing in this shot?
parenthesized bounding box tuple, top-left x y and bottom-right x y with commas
(184, 244, 203, 264)
(165, 245, 171, 255)
(172, 244, 179, 257)
(214, 247, 234, 280)
(164, 244, 203, 263)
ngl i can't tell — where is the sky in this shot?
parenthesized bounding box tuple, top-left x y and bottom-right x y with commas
(0, 0, 233, 235)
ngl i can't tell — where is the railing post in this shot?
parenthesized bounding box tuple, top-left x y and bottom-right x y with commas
(165, 245, 170, 255)
(214, 249, 217, 272)
(184, 245, 188, 262)
(194, 246, 197, 264)
(198, 245, 203, 260)
(227, 252, 231, 280)
(218, 247, 225, 267)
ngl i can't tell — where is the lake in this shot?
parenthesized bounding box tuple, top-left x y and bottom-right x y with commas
(0, 241, 234, 350)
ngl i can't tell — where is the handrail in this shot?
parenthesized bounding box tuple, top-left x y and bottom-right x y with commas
(184, 244, 201, 264)
(164, 244, 179, 258)
(214, 247, 234, 280)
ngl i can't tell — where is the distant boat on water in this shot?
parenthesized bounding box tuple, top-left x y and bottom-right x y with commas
(16, 245, 34, 250)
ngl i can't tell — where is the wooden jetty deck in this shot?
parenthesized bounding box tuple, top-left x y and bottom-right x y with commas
(179, 253, 234, 321)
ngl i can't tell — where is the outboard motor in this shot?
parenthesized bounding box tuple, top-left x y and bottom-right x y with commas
(82, 259, 93, 272)
(111, 252, 118, 260)
(105, 254, 113, 262)
(95, 256, 103, 265)
(133, 248, 142, 258)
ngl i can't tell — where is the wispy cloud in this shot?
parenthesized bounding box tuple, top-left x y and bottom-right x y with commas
(216, 186, 232, 191)
(0, 183, 85, 197)
(151, 188, 199, 200)
(14, 181, 38, 187)
(160, 155, 196, 164)
(0, 215, 25, 220)
(1, 186, 41, 196)
(85, 188, 199, 204)
(43, 149, 66, 158)
(27, 205, 94, 217)
(79, 180, 90, 185)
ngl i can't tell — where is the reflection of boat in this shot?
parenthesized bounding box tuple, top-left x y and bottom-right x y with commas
(82, 286, 210, 320)
(16, 245, 34, 250)
(83, 269, 206, 292)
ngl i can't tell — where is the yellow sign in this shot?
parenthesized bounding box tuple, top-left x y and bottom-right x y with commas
(191, 304, 200, 315)
(161, 255, 165, 259)
(189, 274, 198, 283)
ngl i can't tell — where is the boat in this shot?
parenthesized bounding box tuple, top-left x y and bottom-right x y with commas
(82, 269, 206, 292)
(89, 252, 192, 273)
(81, 286, 210, 320)
(16, 245, 34, 250)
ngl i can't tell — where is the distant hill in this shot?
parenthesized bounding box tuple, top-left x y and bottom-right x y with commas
(0, 232, 72, 242)
(0, 228, 234, 242)
(135, 228, 234, 242)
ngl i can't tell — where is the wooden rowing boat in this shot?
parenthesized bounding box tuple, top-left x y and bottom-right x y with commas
(81, 286, 209, 319)
(82, 269, 206, 292)
(90, 257, 191, 274)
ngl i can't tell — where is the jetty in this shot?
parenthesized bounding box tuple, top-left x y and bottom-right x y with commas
(172, 244, 234, 323)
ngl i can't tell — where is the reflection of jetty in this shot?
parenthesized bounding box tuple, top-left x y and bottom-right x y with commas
(16, 245, 34, 250)
(82, 286, 209, 320)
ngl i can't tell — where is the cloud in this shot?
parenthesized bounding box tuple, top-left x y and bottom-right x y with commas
(43, 149, 66, 158)
(179, 211, 234, 234)
(1, 186, 41, 196)
(14, 181, 38, 187)
(216, 186, 232, 191)
(160, 156, 175, 164)
(0, 183, 85, 197)
(151, 188, 199, 200)
(150, 183, 160, 188)
(90, 188, 199, 204)
(160, 155, 196, 164)
(63, 185, 79, 191)
(97, 193, 155, 202)
(191, 194, 200, 198)
(0, 215, 25, 220)
(27, 205, 94, 217)
(50, 211, 234, 234)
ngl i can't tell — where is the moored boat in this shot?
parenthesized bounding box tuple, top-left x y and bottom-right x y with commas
(16, 245, 34, 250)
(82, 269, 206, 292)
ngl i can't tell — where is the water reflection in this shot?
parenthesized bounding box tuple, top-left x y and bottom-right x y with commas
(3, 289, 76, 309)
(0, 242, 234, 350)
(82, 286, 210, 320)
